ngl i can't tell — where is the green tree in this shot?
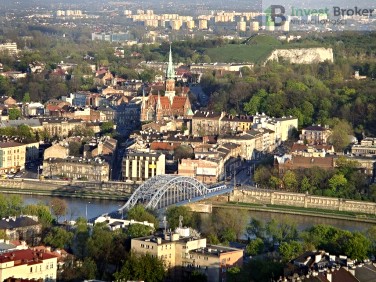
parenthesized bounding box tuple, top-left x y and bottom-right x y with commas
(342, 232, 370, 261)
(126, 224, 153, 238)
(246, 238, 264, 256)
(246, 218, 265, 240)
(227, 266, 241, 282)
(43, 226, 73, 249)
(253, 166, 272, 187)
(187, 270, 207, 282)
(23, 203, 53, 226)
(73, 217, 90, 259)
(22, 92, 31, 103)
(79, 257, 97, 280)
(87, 223, 116, 275)
(8, 108, 21, 120)
(328, 119, 353, 152)
(166, 206, 192, 229)
(282, 171, 298, 190)
(68, 141, 82, 157)
(114, 253, 166, 282)
(279, 241, 303, 262)
(328, 174, 347, 193)
(100, 121, 114, 135)
(127, 205, 159, 231)
(212, 208, 248, 241)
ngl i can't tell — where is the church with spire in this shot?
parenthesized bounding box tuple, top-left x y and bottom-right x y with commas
(140, 46, 193, 122)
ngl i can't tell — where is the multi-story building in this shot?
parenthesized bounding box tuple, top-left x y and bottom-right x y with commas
(0, 141, 26, 173)
(0, 216, 42, 244)
(192, 111, 224, 136)
(122, 151, 165, 182)
(0, 249, 58, 281)
(43, 157, 109, 181)
(0, 42, 18, 55)
(290, 143, 335, 157)
(178, 158, 222, 184)
(218, 128, 275, 160)
(351, 137, 376, 157)
(300, 125, 331, 145)
(220, 114, 253, 134)
(131, 228, 243, 282)
(253, 113, 298, 143)
(39, 117, 85, 138)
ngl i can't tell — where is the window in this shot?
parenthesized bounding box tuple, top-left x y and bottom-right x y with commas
(30, 267, 33, 273)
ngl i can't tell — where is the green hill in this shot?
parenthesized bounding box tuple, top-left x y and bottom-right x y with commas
(204, 35, 282, 64)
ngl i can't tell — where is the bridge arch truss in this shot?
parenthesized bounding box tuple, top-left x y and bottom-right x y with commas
(119, 175, 229, 211)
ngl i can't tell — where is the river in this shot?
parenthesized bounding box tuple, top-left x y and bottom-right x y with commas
(21, 194, 124, 221)
(19, 195, 375, 232)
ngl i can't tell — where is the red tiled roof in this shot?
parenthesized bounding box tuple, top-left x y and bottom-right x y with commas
(0, 249, 57, 265)
(150, 141, 180, 151)
(292, 155, 335, 167)
(46, 105, 64, 112)
(152, 95, 171, 109)
(171, 96, 187, 109)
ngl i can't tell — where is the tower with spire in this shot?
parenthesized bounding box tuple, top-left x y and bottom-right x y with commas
(165, 45, 176, 104)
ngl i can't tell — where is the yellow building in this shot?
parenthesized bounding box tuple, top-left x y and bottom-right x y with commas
(198, 19, 208, 30)
(0, 249, 58, 281)
(0, 141, 26, 173)
(131, 228, 243, 282)
(122, 151, 165, 183)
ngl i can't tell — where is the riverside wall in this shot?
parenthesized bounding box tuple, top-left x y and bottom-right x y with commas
(0, 178, 134, 195)
(230, 189, 376, 215)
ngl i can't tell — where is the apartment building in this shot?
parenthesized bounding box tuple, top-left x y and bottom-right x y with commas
(122, 151, 165, 182)
(300, 125, 331, 145)
(351, 137, 376, 156)
(253, 113, 298, 143)
(0, 249, 57, 281)
(43, 157, 109, 181)
(39, 117, 85, 138)
(0, 141, 26, 173)
(131, 228, 243, 282)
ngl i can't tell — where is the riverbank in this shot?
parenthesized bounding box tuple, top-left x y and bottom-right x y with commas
(211, 201, 376, 224)
(0, 186, 129, 201)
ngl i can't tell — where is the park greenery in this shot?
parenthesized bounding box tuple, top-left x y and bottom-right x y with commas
(254, 156, 374, 201)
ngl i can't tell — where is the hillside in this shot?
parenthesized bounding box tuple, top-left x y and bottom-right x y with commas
(204, 34, 326, 64)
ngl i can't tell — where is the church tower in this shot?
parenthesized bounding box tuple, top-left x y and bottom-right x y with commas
(156, 91, 163, 121)
(165, 45, 176, 104)
(140, 87, 147, 121)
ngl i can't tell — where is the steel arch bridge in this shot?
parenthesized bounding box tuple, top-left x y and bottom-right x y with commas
(119, 175, 232, 211)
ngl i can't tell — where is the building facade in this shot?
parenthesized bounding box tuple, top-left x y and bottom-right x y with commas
(131, 228, 243, 282)
(301, 125, 331, 145)
(43, 157, 109, 181)
(122, 151, 165, 182)
(0, 249, 57, 281)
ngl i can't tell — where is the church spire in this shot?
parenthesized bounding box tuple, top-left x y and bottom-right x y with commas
(166, 44, 175, 79)
(156, 91, 163, 121)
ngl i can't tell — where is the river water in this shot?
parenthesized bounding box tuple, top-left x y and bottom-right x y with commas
(18, 195, 375, 232)
(21, 194, 124, 221)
